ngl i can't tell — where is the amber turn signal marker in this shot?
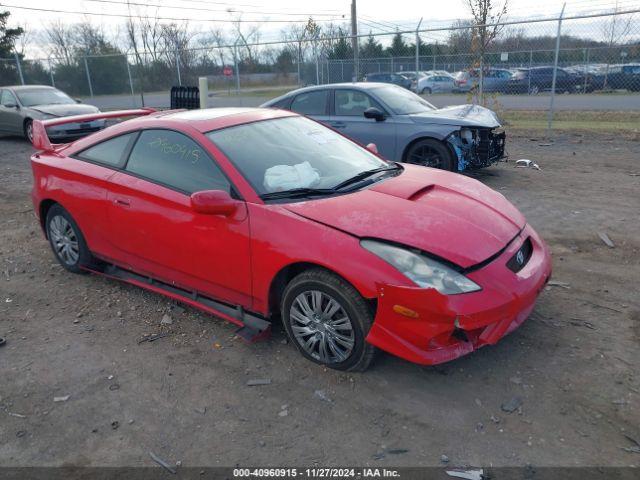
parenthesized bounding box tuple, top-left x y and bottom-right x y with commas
(392, 304, 419, 318)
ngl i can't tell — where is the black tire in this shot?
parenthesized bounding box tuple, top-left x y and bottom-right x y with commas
(404, 138, 454, 171)
(528, 85, 539, 95)
(421, 87, 432, 95)
(281, 268, 376, 372)
(24, 119, 33, 144)
(45, 204, 94, 273)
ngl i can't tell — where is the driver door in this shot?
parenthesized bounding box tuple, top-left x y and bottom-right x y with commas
(105, 129, 252, 307)
(0, 89, 21, 134)
(328, 89, 398, 160)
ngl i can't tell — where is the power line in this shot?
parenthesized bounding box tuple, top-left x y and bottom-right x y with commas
(2, 3, 345, 23)
(84, 0, 345, 17)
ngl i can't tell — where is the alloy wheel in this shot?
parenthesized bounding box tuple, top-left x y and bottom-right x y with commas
(26, 122, 33, 143)
(49, 215, 80, 266)
(289, 290, 355, 364)
(407, 144, 443, 168)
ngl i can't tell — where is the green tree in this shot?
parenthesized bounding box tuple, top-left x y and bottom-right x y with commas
(275, 48, 294, 75)
(387, 32, 410, 57)
(0, 10, 23, 57)
(361, 33, 384, 58)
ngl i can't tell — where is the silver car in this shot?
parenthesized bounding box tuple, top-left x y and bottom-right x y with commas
(261, 82, 506, 172)
(0, 85, 105, 143)
(414, 74, 457, 94)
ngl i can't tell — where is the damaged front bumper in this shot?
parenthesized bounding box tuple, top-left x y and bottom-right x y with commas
(448, 127, 506, 172)
(365, 223, 551, 366)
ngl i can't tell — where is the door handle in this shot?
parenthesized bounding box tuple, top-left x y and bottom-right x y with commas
(114, 198, 130, 207)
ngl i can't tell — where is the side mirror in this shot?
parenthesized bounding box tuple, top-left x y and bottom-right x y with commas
(365, 143, 378, 154)
(4, 103, 18, 109)
(191, 190, 238, 216)
(363, 107, 385, 122)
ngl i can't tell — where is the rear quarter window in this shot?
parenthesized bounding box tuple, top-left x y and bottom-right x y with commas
(76, 133, 137, 168)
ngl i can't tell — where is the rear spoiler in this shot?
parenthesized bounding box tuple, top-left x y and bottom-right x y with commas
(32, 108, 157, 152)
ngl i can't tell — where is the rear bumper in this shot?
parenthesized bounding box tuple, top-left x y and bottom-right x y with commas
(365, 223, 552, 365)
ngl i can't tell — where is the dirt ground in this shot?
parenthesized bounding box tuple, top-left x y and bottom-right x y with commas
(0, 130, 639, 469)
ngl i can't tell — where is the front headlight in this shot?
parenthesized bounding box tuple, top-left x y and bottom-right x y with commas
(361, 239, 481, 294)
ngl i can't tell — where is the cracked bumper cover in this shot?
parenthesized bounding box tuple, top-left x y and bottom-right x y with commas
(365, 223, 552, 365)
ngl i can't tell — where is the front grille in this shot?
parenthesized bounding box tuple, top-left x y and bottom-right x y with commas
(506, 237, 532, 273)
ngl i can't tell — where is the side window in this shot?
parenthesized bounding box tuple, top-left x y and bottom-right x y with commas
(290, 90, 328, 116)
(126, 130, 230, 194)
(77, 133, 137, 168)
(334, 90, 384, 116)
(1, 90, 16, 106)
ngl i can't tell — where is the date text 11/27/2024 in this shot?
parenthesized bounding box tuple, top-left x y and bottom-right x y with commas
(233, 468, 401, 478)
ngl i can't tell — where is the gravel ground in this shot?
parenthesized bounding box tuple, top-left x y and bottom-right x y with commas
(0, 131, 639, 469)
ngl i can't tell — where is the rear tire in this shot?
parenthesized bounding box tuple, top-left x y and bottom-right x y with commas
(281, 269, 376, 372)
(404, 138, 454, 171)
(45, 204, 94, 274)
(421, 87, 432, 95)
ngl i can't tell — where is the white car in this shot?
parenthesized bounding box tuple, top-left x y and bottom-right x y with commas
(415, 74, 457, 94)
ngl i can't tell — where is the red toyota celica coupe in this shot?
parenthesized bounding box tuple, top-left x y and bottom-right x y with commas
(30, 107, 551, 371)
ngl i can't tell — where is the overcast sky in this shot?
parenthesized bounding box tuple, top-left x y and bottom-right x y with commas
(4, 0, 639, 52)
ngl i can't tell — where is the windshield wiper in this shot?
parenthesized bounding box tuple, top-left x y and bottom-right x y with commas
(260, 187, 336, 201)
(332, 164, 402, 191)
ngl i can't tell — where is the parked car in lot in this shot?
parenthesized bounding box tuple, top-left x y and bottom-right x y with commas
(414, 73, 457, 94)
(30, 107, 551, 371)
(454, 68, 513, 93)
(0, 85, 105, 143)
(606, 63, 640, 91)
(262, 83, 506, 172)
(363, 72, 412, 89)
(506, 67, 585, 94)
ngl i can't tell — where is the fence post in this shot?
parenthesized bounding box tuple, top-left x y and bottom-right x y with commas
(233, 41, 240, 94)
(547, 2, 566, 134)
(125, 56, 136, 107)
(415, 18, 423, 83)
(528, 50, 532, 93)
(48, 59, 55, 87)
(175, 43, 182, 86)
(83, 56, 94, 97)
(583, 48, 590, 94)
(14, 52, 24, 85)
(341, 60, 344, 82)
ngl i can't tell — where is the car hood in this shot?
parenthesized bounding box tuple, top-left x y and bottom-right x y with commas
(409, 104, 501, 128)
(284, 165, 525, 268)
(28, 104, 99, 117)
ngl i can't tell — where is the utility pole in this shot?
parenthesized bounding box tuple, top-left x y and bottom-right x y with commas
(351, 0, 358, 81)
(415, 18, 423, 85)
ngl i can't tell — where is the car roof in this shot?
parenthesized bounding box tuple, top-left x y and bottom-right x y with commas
(4, 85, 57, 91)
(126, 107, 298, 134)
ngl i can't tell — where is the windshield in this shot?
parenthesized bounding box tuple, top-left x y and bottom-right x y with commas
(207, 116, 389, 196)
(16, 89, 75, 107)
(371, 85, 436, 114)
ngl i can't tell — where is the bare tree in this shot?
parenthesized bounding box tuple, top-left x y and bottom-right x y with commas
(601, 0, 633, 88)
(228, 13, 261, 68)
(43, 21, 75, 65)
(464, 0, 508, 100)
(282, 23, 311, 85)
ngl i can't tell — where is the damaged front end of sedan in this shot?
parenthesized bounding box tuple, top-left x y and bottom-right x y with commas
(447, 127, 507, 172)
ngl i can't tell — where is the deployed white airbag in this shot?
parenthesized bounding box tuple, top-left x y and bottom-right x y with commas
(263, 161, 321, 192)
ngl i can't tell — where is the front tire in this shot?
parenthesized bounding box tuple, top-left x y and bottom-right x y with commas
(404, 138, 454, 170)
(24, 119, 33, 144)
(45, 204, 94, 273)
(421, 87, 432, 95)
(281, 269, 376, 372)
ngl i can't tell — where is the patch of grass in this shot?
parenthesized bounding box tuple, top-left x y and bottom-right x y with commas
(503, 110, 640, 133)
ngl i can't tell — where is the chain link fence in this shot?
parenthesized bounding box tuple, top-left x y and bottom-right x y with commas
(1, 9, 638, 120)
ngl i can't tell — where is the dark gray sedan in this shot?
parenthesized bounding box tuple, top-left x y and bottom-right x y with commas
(261, 82, 506, 172)
(0, 85, 105, 143)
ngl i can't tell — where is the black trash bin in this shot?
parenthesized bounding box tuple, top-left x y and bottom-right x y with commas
(170, 86, 200, 110)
